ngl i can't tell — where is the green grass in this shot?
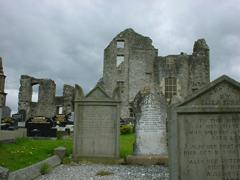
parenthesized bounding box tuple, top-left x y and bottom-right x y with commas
(120, 133, 135, 158)
(0, 137, 72, 171)
(0, 133, 135, 171)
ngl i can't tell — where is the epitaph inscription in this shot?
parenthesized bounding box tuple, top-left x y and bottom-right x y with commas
(134, 92, 167, 155)
(79, 105, 116, 156)
(179, 113, 240, 180)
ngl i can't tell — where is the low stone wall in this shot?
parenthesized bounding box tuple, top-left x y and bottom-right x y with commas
(8, 155, 61, 180)
(0, 166, 9, 180)
(0, 128, 27, 142)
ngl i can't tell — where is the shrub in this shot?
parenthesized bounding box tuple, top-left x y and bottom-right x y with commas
(120, 124, 133, 135)
(62, 156, 71, 164)
(56, 131, 64, 140)
(40, 163, 51, 175)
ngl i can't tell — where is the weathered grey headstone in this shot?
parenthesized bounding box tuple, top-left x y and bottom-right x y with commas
(169, 75, 240, 180)
(2, 106, 11, 119)
(133, 86, 167, 155)
(73, 85, 120, 160)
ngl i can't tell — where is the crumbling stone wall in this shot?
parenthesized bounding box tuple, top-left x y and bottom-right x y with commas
(63, 84, 75, 114)
(102, 28, 157, 118)
(18, 75, 56, 120)
(189, 39, 210, 91)
(154, 39, 209, 100)
(102, 29, 210, 117)
(18, 75, 74, 121)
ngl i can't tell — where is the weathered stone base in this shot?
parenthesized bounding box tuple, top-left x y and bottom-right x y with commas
(126, 155, 168, 165)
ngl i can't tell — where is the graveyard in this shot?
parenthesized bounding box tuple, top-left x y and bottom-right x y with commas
(0, 17, 239, 180)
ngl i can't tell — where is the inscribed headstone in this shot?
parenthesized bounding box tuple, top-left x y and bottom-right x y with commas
(73, 85, 120, 160)
(133, 86, 167, 155)
(169, 75, 240, 180)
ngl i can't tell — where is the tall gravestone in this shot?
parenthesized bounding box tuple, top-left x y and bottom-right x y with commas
(133, 86, 167, 155)
(2, 106, 11, 119)
(169, 75, 240, 180)
(73, 85, 120, 160)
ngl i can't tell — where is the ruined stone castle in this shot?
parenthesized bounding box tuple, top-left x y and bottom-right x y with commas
(18, 75, 74, 121)
(101, 28, 210, 118)
(18, 28, 210, 120)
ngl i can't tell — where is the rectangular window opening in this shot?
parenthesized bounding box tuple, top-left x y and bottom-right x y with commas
(57, 106, 63, 114)
(116, 55, 124, 67)
(165, 77, 177, 99)
(31, 84, 39, 102)
(117, 40, 125, 48)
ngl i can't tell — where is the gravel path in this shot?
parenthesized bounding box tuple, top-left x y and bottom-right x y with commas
(36, 164, 169, 180)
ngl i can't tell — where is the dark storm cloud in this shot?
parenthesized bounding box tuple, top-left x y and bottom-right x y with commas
(0, 0, 239, 112)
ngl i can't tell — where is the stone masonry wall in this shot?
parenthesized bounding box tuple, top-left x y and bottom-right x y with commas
(63, 84, 75, 114)
(18, 75, 56, 120)
(103, 28, 157, 118)
(18, 75, 74, 120)
(102, 29, 210, 118)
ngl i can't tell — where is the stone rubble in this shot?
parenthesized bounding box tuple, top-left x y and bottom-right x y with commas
(36, 164, 169, 180)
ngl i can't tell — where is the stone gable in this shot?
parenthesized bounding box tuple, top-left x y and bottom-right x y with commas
(178, 75, 240, 107)
(85, 86, 111, 101)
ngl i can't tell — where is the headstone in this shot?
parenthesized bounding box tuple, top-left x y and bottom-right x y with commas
(133, 86, 167, 155)
(26, 116, 56, 137)
(18, 109, 26, 121)
(73, 85, 120, 160)
(12, 113, 24, 122)
(1, 106, 11, 119)
(67, 112, 74, 124)
(169, 75, 240, 180)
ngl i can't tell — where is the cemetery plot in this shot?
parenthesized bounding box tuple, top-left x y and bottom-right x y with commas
(26, 116, 56, 137)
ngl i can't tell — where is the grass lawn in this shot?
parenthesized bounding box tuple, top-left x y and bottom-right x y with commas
(120, 133, 135, 158)
(0, 133, 135, 171)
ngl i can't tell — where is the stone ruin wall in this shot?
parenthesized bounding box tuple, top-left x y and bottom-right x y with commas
(102, 29, 158, 118)
(102, 29, 210, 118)
(63, 84, 75, 115)
(18, 75, 74, 121)
(155, 39, 210, 100)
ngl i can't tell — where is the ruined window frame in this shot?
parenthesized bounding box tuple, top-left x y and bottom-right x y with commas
(165, 77, 177, 99)
(57, 106, 63, 114)
(116, 55, 124, 68)
(116, 40, 125, 48)
(31, 84, 40, 102)
(165, 59, 175, 70)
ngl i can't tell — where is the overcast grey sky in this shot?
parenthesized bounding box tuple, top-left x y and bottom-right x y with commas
(0, 0, 240, 113)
